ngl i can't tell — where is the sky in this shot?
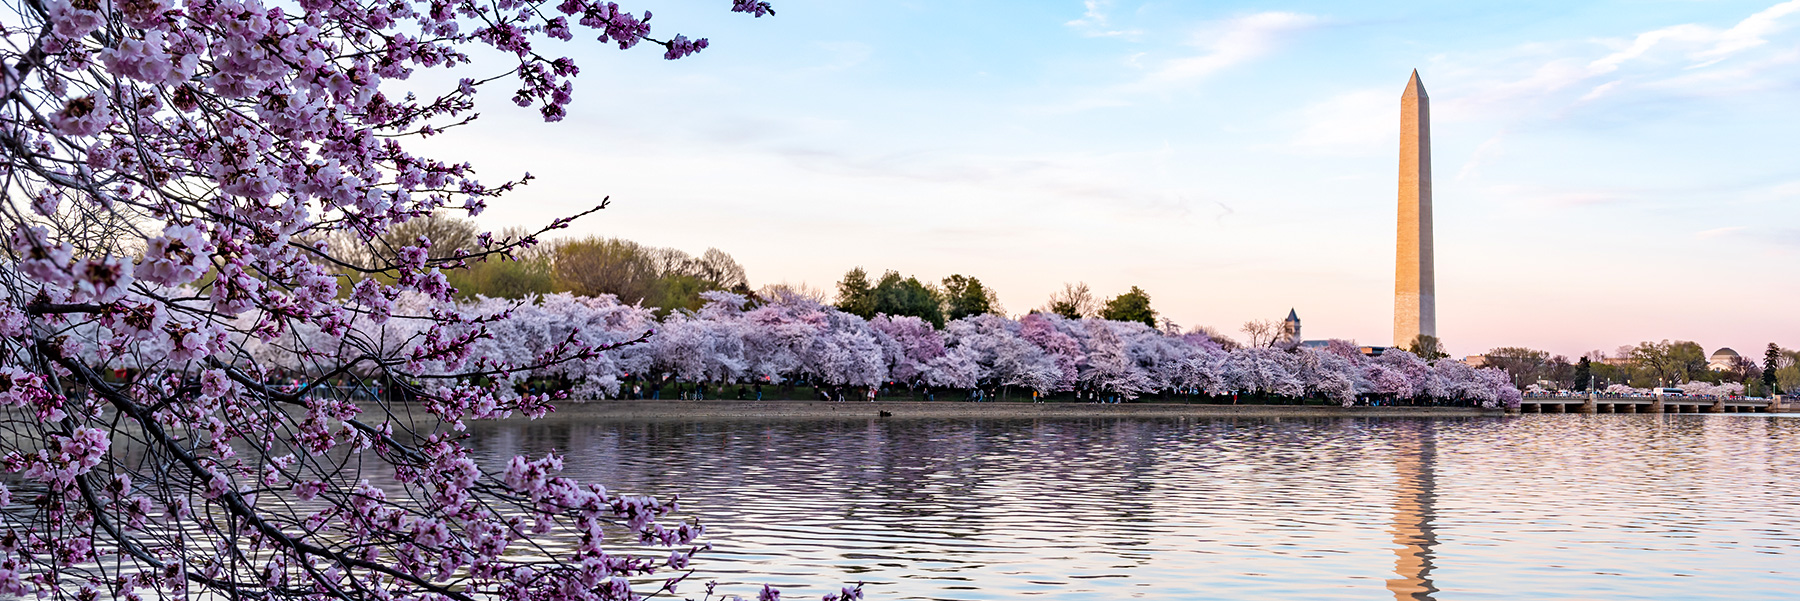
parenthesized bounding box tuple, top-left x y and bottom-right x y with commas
(419, 0, 1800, 360)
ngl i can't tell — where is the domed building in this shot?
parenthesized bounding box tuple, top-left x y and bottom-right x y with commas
(1708, 348, 1742, 371)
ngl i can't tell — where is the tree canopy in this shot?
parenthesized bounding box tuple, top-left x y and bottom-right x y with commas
(941, 274, 998, 321)
(1100, 286, 1157, 328)
(872, 271, 945, 327)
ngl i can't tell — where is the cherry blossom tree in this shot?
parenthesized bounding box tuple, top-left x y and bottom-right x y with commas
(651, 291, 750, 387)
(804, 311, 886, 394)
(1292, 348, 1356, 407)
(1605, 383, 1646, 395)
(1223, 346, 1303, 398)
(1374, 349, 1431, 400)
(739, 293, 822, 385)
(942, 313, 1060, 395)
(1677, 381, 1744, 398)
(869, 314, 945, 387)
(0, 0, 820, 599)
(1077, 320, 1152, 400)
(1017, 312, 1080, 392)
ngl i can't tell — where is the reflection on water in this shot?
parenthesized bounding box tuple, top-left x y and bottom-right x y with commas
(449, 415, 1800, 600)
(1387, 422, 1437, 601)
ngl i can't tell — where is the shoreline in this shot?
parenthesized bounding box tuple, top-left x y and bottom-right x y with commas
(461, 400, 1514, 422)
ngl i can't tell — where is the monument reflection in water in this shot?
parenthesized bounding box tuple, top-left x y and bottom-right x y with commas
(1387, 422, 1438, 601)
(451, 415, 1800, 600)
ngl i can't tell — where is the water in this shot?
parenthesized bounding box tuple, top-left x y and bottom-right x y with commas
(460, 415, 1800, 600)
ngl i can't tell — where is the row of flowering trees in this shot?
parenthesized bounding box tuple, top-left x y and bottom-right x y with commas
(200, 290, 1522, 408)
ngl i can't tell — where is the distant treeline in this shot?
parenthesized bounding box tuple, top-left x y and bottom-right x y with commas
(1486, 341, 1797, 397)
(833, 269, 1161, 332)
(339, 214, 1172, 332)
(328, 213, 750, 314)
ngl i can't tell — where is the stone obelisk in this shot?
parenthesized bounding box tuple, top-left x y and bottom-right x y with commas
(1395, 70, 1436, 348)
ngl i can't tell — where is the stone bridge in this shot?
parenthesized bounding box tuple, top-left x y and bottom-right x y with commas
(1520, 395, 1792, 414)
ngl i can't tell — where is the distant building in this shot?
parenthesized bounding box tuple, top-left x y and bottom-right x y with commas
(1461, 355, 1487, 368)
(1708, 348, 1741, 371)
(1361, 346, 1389, 358)
(1601, 357, 1634, 367)
(1282, 309, 1301, 344)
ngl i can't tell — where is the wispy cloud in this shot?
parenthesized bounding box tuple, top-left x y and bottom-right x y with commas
(1140, 12, 1318, 88)
(1693, 0, 1800, 64)
(1696, 226, 1748, 239)
(1456, 133, 1508, 181)
(1065, 0, 1139, 38)
(1051, 11, 1318, 112)
(1437, 0, 1800, 121)
(1589, 0, 1800, 71)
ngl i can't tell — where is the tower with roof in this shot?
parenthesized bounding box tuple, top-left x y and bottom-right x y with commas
(1282, 309, 1301, 344)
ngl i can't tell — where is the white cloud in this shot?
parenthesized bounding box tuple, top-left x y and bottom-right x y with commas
(1588, 1, 1800, 71)
(1695, 0, 1800, 63)
(1589, 24, 1715, 73)
(1436, 0, 1800, 121)
(1066, 0, 1109, 28)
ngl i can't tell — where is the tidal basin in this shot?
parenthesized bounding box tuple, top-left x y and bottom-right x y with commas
(453, 414, 1800, 600)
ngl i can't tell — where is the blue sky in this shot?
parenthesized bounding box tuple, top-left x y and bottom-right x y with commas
(429, 0, 1800, 359)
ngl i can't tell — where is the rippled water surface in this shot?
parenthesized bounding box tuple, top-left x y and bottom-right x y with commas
(461, 415, 1800, 600)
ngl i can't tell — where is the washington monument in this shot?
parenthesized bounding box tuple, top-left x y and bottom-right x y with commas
(1395, 70, 1436, 347)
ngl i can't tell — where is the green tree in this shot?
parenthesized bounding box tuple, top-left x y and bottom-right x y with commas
(1573, 356, 1593, 392)
(1765, 343, 1782, 395)
(835, 267, 875, 318)
(1780, 351, 1800, 394)
(1669, 341, 1707, 382)
(1629, 340, 1705, 386)
(1484, 347, 1550, 389)
(1406, 334, 1449, 360)
(941, 274, 996, 321)
(871, 271, 944, 326)
(450, 256, 554, 299)
(645, 273, 714, 313)
(1100, 286, 1156, 328)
